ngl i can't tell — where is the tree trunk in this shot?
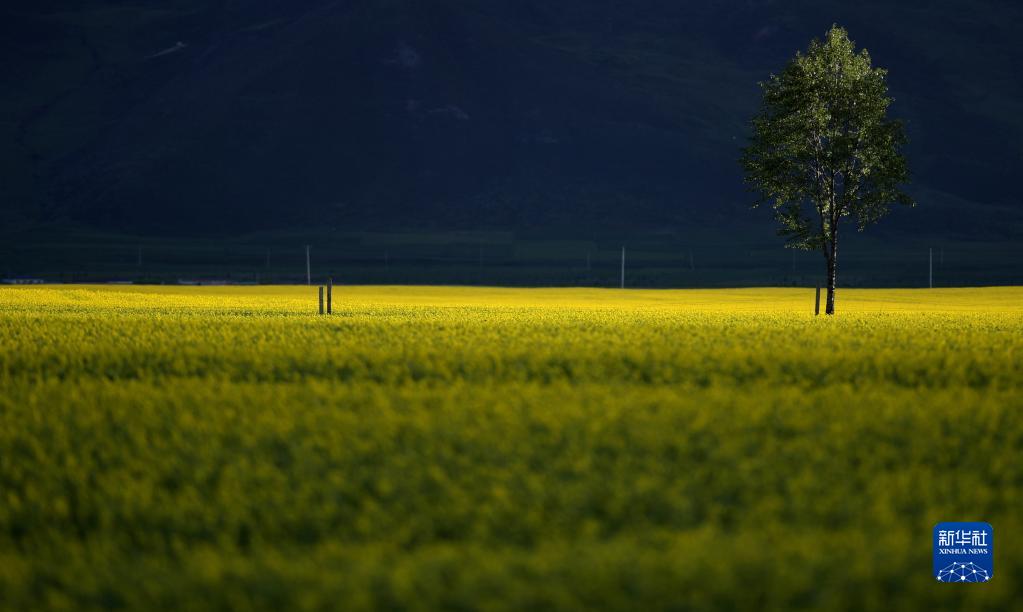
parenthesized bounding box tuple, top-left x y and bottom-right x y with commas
(825, 235, 838, 315)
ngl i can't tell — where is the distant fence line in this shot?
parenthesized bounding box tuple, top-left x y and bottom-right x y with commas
(2, 242, 1021, 288)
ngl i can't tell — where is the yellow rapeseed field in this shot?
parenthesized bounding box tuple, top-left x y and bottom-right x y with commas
(1, 285, 1021, 610)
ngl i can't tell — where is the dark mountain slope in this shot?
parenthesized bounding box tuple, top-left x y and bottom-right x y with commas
(2, 0, 1022, 239)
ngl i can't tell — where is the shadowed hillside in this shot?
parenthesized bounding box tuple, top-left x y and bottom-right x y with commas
(3, 0, 1022, 243)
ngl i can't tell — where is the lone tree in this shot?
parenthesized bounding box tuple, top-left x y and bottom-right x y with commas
(741, 25, 912, 314)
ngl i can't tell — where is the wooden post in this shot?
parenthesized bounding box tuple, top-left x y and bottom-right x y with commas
(929, 248, 933, 288)
(620, 246, 625, 289)
(815, 285, 821, 316)
(318, 286, 324, 314)
(327, 277, 333, 314)
(306, 245, 311, 285)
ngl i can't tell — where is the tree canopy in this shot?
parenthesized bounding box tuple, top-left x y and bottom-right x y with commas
(741, 25, 912, 252)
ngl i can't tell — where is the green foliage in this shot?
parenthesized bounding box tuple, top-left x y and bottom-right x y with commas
(741, 26, 913, 252)
(1, 286, 1022, 610)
